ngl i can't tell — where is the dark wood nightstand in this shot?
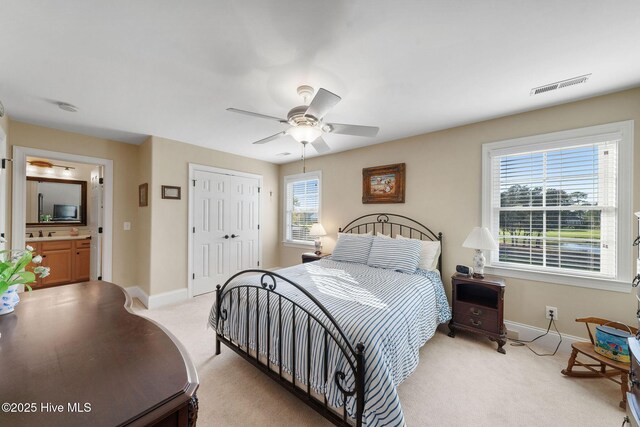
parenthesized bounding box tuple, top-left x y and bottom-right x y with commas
(448, 273, 507, 354)
(302, 252, 331, 263)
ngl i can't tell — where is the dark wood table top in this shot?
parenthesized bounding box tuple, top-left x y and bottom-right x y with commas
(0, 281, 198, 426)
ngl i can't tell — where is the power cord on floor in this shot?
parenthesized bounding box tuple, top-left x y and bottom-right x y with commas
(509, 313, 562, 356)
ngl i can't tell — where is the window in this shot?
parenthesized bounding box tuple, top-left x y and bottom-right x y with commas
(482, 121, 633, 291)
(283, 171, 321, 246)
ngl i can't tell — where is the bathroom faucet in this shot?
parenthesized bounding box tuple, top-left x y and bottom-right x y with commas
(38, 230, 43, 238)
(48, 231, 56, 238)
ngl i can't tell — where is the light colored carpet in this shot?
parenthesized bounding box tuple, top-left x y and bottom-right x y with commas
(132, 294, 624, 427)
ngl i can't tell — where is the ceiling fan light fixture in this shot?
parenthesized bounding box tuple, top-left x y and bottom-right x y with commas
(288, 125, 322, 143)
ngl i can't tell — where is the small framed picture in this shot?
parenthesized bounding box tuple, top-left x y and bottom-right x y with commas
(362, 163, 406, 204)
(138, 183, 148, 207)
(161, 185, 181, 200)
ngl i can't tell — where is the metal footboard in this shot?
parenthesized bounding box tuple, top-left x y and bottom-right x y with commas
(215, 270, 365, 427)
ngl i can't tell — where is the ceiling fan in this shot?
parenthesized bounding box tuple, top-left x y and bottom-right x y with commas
(227, 85, 379, 155)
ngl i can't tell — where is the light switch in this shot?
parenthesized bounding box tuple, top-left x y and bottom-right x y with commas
(123, 222, 131, 231)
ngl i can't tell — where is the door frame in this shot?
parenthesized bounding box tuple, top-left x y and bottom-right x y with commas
(187, 163, 262, 298)
(0, 126, 6, 251)
(12, 146, 114, 282)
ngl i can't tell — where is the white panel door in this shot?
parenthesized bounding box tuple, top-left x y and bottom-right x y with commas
(193, 170, 229, 296)
(89, 166, 103, 280)
(228, 175, 260, 275)
(0, 128, 6, 251)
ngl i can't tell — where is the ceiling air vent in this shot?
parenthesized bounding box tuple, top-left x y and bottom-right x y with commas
(530, 74, 591, 96)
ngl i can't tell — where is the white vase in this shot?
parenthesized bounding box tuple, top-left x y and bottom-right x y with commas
(0, 284, 21, 315)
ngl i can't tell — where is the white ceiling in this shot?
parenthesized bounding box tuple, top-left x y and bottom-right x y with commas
(1, 1, 639, 164)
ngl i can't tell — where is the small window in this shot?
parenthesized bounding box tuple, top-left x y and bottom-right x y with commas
(482, 121, 633, 291)
(283, 171, 321, 246)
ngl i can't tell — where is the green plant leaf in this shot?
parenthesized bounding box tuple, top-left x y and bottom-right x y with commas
(11, 271, 36, 285)
(10, 252, 32, 277)
(0, 280, 8, 294)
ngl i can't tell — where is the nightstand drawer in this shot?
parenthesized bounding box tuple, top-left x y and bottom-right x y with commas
(453, 301, 499, 333)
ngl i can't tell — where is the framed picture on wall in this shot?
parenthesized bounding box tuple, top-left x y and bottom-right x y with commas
(362, 163, 406, 204)
(139, 183, 148, 207)
(161, 185, 181, 200)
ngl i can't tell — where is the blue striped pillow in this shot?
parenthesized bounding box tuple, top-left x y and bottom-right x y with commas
(367, 236, 422, 273)
(331, 234, 374, 264)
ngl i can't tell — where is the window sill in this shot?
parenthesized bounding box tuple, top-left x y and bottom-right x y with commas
(485, 265, 632, 293)
(282, 241, 314, 249)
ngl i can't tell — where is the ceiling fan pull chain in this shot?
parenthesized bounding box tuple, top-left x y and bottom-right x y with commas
(302, 143, 306, 173)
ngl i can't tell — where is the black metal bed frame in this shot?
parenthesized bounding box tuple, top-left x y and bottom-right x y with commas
(214, 213, 443, 427)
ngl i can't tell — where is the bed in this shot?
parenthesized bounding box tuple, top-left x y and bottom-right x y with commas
(209, 213, 451, 427)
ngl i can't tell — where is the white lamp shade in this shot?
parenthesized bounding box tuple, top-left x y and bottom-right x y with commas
(309, 223, 327, 237)
(288, 125, 322, 143)
(462, 226, 498, 251)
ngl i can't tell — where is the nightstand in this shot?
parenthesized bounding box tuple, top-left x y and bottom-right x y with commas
(448, 273, 506, 354)
(302, 252, 331, 263)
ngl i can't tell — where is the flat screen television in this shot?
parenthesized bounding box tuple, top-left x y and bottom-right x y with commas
(53, 204, 79, 221)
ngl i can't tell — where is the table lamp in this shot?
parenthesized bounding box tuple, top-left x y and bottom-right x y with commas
(462, 226, 498, 278)
(309, 223, 327, 255)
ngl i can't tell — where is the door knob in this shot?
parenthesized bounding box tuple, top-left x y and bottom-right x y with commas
(223, 235, 230, 239)
(231, 234, 240, 238)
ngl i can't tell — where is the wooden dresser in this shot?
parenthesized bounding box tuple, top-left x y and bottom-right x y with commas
(0, 281, 198, 426)
(626, 338, 640, 425)
(625, 213, 640, 425)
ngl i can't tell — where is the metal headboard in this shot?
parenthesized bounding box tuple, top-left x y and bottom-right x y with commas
(338, 213, 443, 271)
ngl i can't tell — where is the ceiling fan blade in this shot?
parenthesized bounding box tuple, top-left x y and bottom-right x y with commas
(305, 88, 341, 120)
(252, 131, 287, 145)
(327, 123, 379, 137)
(311, 137, 331, 154)
(227, 108, 287, 123)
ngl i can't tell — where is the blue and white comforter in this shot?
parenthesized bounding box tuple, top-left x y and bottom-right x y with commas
(209, 259, 451, 427)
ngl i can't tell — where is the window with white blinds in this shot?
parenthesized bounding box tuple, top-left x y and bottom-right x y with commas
(283, 171, 321, 245)
(482, 121, 633, 290)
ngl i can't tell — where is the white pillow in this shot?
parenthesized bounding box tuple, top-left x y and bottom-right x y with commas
(367, 236, 422, 274)
(396, 234, 441, 271)
(376, 232, 391, 238)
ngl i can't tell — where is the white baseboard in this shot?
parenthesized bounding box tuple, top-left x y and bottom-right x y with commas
(504, 320, 586, 354)
(123, 286, 188, 309)
(124, 286, 149, 308)
(147, 288, 189, 309)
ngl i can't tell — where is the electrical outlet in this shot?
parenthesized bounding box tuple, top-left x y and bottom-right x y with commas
(546, 306, 558, 320)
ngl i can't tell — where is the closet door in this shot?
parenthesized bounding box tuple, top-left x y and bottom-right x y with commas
(192, 170, 229, 296)
(228, 175, 260, 276)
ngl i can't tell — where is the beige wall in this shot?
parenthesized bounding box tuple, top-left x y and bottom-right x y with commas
(137, 138, 153, 294)
(3, 121, 280, 299)
(6, 121, 140, 287)
(143, 136, 280, 296)
(279, 88, 640, 338)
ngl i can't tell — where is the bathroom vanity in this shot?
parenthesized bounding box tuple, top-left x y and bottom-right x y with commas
(26, 235, 91, 287)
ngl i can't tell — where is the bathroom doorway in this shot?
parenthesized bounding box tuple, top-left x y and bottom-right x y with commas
(12, 146, 113, 285)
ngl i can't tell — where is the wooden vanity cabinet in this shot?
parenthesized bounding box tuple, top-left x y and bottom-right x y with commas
(40, 240, 74, 287)
(27, 238, 91, 289)
(73, 239, 91, 282)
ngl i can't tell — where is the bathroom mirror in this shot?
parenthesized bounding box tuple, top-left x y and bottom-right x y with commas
(26, 177, 87, 226)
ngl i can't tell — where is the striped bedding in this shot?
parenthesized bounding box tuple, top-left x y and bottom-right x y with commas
(209, 259, 451, 427)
